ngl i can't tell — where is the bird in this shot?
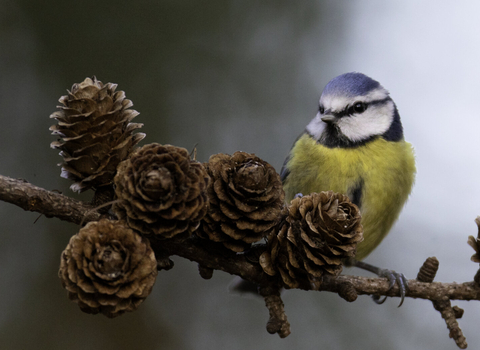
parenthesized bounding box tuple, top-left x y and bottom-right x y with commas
(280, 72, 416, 304)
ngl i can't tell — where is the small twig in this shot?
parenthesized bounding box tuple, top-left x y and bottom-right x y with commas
(258, 285, 290, 338)
(433, 299, 467, 349)
(337, 281, 358, 302)
(416, 257, 467, 349)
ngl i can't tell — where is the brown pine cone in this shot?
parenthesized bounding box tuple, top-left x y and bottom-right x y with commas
(50, 77, 145, 193)
(58, 219, 157, 318)
(197, 152, 285, 252)
(260, 191, 363, 289)
(468, 217, 480, 263)
(113, 143, 209, 239)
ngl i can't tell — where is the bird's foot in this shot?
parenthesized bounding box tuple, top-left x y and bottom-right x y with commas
(352, 260, 408, 307)
(372, 269, 409, 307)
(294, 193, 304, 199)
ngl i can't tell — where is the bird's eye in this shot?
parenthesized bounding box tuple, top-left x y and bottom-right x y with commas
(352, 102, 367, 114)
(319, 106, 325, 114)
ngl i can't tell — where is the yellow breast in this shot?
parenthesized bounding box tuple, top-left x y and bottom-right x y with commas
(283, 134, 415, 260)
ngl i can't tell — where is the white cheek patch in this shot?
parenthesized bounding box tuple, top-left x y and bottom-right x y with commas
(306, 112, 326, 139)
(316, 86, 393, 142)
(336, 101, 394, 141)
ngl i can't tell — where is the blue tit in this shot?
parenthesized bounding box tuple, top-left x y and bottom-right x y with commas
(281, 72, 415, 303)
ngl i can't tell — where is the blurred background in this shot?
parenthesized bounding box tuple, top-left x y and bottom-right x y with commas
(1, 1, 480, 349)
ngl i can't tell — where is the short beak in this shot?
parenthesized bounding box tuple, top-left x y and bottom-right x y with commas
(321, 114, 336, 123)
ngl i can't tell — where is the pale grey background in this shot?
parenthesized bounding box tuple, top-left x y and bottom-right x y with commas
(1, 1, 479, 349)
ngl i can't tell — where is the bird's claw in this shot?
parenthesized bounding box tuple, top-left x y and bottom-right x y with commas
(352, 260, 409, 306)
(372, 295, 388, 304)
(376, 269, 409, 307)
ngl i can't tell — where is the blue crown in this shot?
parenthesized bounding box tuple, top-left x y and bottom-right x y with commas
(322, 72, 381, 97)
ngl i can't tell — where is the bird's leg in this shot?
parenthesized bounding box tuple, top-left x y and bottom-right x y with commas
(347, 259, 409, 307)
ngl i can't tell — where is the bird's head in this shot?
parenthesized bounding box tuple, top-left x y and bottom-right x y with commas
(306, 72, 403, 148)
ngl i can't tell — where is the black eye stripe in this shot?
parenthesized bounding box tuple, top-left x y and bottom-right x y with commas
(330, 97, 391, 118)
(368, 97, 391, 106)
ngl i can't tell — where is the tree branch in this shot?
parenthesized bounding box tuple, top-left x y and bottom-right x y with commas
(1, 174, 479, 299)
(1, 174, 478, 348)
(0, 175, 101, 224)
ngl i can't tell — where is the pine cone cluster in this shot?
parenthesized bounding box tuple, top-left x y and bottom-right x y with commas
(113, 143, 209, 239)
(50, 77, 145, 193)
(197, 152, 285, 252)
(58, 219, 157, 318)
(260, 191, 363, 289)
